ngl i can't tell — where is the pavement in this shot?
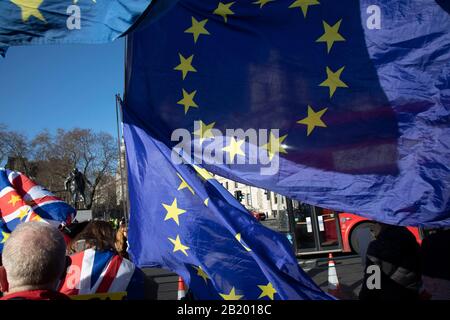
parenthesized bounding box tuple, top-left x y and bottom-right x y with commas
(142, 253, 364, 300)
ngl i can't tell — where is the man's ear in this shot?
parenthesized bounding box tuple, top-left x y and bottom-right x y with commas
(0, 266, 9, 293)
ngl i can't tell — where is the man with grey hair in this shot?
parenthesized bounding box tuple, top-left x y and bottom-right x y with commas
(0, 222, 70, 300)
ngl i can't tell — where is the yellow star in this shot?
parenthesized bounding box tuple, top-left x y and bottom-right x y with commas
(193, 266, 209, 283)
(258, 282, 277, 300)
(297, 105, 328, 136)
(11, 0, 46, 22)
(193, 165, 214, 180)
(319, 66, 348, 98)
(1, 231, 10, 244)
(185, 17, 210, 43)
(289, 0, 320, 18)
(174, 53, 197, 80)
(168, 235, 190, 256)
(235, 233, 252, 252)
(261, 132, 288, 161)
(177, 89, 199, 114)
(193, 120, 216, 145)
(213, 2, 235, 23)
(162, 198, 186, 226)
(8, 195, 21, 207)
(17, 207, 29, 221)
(222, 137, 245, 162)
(253, 0, 275, 8)
(177, 173, 195, 195)
(204, 198, 209, 206)
(220, 287, 244, 300)
(316, 19, 345, 53)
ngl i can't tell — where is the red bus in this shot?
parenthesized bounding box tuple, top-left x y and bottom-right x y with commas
(292, 204, 422, 255)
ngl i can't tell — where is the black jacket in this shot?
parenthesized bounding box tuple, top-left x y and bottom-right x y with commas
(359, 225, 421, 300)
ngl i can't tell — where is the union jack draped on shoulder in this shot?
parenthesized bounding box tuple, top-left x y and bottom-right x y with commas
(0, 168, 76, 251)
(59, 248, 145, 299)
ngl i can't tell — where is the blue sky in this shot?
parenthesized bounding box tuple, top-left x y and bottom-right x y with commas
(0, 39, 124, 138)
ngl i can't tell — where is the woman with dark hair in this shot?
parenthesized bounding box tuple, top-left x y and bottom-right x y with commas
(69, 220, 117, 253)
(58, 220, 157, 299)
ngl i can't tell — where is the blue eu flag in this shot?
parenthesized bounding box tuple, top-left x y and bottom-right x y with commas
(0, 0, 153, 56)
(123, 110, 332, 300)
(124, 0, 450, 228)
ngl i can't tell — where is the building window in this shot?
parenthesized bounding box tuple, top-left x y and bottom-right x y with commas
(247, 193, 252, 206)
(226, 182, 229, 189)
(235, 181, 239, 188)
(274, 194, 278, 204)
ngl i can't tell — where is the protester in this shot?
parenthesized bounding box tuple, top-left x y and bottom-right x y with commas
(59, 220, 158, 299)
(0, 222, 70, 300)
(68, 220, 116, 253)
(115, 219, 129, 259)
(359, 222, 422, 300)
(420, 228, 450, 300)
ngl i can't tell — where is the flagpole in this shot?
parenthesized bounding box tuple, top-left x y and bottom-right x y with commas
(116, 93, 128, 225)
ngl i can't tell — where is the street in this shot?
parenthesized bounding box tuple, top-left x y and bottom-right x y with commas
(143, 253, 364, 300)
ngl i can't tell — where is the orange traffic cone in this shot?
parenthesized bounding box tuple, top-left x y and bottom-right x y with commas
(327, 253, 341, 297)
(177, 276, 186, 300)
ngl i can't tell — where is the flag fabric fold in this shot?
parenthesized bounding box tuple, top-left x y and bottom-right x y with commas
(123, 0, 450, 227)
(58, 248, 145, 299)
(0, 167, 76, 251)
(123, 110, 332, 300)
(0, 0, 154, 56)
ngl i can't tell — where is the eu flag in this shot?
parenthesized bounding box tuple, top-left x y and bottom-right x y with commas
(124, 0, 450, 227)
(123, 110, 332, 300)
(0, 0, 153, 56)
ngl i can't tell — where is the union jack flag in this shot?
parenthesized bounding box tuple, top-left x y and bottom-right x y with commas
(0, 168, 76, 251)
(58, 249, 145, 299)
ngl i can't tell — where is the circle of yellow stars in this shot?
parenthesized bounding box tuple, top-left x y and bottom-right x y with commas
(168, 0, 350, 300)
(175, 0, 349, 167)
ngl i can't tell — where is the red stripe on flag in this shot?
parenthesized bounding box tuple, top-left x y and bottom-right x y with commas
(0, 191, 26, 218)
(96, 255, 123, 293)
(58, 251, 85, 296)
(10, 173, 38, 198)
(24, 195, 63, 208)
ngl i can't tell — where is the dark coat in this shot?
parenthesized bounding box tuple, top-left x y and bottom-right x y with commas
(359, 225, 421, 300)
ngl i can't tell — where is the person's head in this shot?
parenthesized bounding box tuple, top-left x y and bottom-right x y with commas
(70, 220, 116, 253)
(0, 222, 67, 293)
(63, 220, 90, 255)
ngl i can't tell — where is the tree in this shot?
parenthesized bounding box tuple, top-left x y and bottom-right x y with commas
(0, 124, 7, 165)
(31, 128, 119, 210)
(0, 124, 33, 176)
(1, 125, 119, 211)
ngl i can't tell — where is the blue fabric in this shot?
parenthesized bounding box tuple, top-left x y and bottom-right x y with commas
(0, 0, 153, 56)
(123, 116, 332, 300)
(124, 0, 450, 227)
(126, 267, 145, 300)
(91, 250, 115, 290)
